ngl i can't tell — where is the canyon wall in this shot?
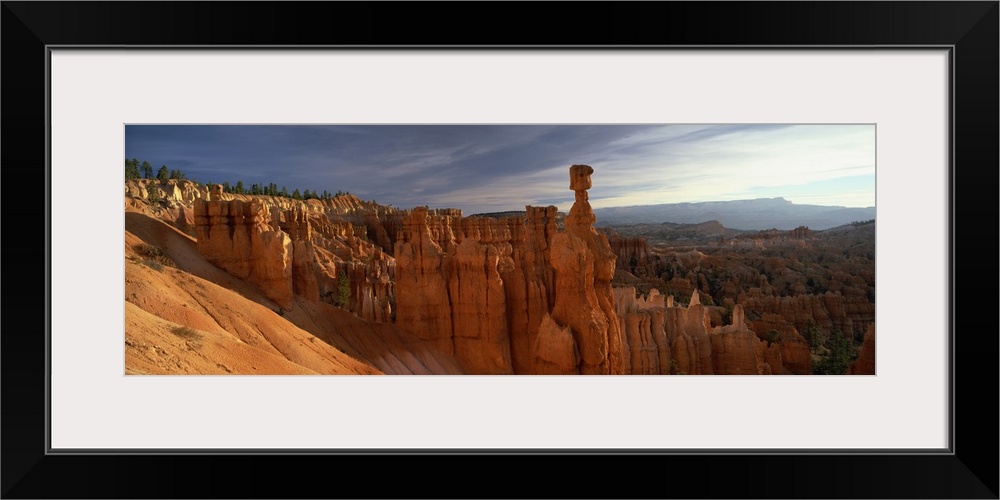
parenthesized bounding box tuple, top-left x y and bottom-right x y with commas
(741, 291, 874, 340)
(391, 165, 791, 375)
(604, 230, 655, 277)
(175, 170, 863, 376)
(192, 193, 395, 322)
(193, 199, 297, 307)
(393, 165, 625, 374)
(186, 188, 793, 375)
(614, 287, 781, 375)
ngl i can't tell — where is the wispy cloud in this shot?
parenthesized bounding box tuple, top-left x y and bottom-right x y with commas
(125, 124, 875, 213)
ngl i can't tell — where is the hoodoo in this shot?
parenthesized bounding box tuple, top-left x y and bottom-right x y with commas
(393, 165, 628, 374)
(549, 165, 626, 374)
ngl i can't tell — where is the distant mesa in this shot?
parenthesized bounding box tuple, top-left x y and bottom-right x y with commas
(593, 197, 875, 231)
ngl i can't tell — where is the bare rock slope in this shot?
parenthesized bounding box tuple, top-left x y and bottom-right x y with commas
(125, 208, 462, 375)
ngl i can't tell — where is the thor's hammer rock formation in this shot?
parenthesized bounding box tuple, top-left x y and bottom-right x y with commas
(548, 165, 626, 374)
(393, 165, 627, 374)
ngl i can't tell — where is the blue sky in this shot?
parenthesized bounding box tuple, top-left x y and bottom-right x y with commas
(125, 124, 875, 214)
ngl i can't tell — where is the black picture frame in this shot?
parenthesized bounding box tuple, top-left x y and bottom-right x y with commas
(3, 2, 997, 498)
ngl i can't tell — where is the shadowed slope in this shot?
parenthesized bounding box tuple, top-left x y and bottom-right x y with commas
(125, 210, 463, 375)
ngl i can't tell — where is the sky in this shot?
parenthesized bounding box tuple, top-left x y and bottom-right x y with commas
(125, 124, 875, 214)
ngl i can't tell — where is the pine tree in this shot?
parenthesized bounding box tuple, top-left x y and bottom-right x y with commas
(156, 165, 170, 180)
(125, 159, 141, 179)
(292, 188, 302, 200)
(142, 161, 154, 179)
(336, 272, 351, 308)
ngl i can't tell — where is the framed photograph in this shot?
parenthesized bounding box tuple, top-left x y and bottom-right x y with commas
(4, 2, 996, 498)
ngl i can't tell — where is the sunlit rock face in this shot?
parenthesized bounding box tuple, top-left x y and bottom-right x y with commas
(550, 165, 626, 375)
(194, 199, 295, 308)
(176, 165, 797, 376)
(393, 165, 627, 374)
(192, 195, 398, 321)
(614, 287, 669, 375)
(392, 164, 782, 375)
(393, 207, 456, 355)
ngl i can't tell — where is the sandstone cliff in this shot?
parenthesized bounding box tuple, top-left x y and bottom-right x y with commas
(393, 206, 459, 356)
(614, 287, 778, 375)
(127, 166, 869, 376)
(393, 165, 626, 374)
(185, 185, 400, 323)
(555, 165, 626, 374)
(193, 198, 296, 307)
(603, 229, 655, 277)
(613, 287, 670, 374)
(749, 312, 812, 374)
(125, 210, 464, 375)
(740, 291, 874, 341)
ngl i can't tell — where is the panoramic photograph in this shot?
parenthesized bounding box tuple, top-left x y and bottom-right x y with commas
(124, 124, 875, 375)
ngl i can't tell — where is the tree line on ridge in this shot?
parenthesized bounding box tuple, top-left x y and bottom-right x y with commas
(126, 158, 349, 201)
